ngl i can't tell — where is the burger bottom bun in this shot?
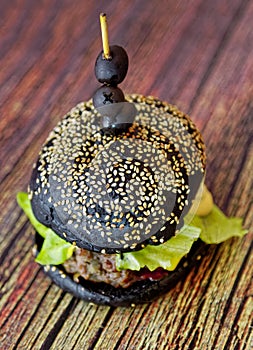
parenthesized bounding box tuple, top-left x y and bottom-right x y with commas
(35, 233, 208, 307)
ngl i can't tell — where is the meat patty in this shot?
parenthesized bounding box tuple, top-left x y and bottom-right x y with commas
(63, 248, 168, 288)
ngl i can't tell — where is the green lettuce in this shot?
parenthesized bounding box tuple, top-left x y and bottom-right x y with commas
(115, 205, 248, 272)
(17, 192, 247, 271)
(17, 192, 75, 265)
(116, 225, 201, 271)
(190, 205, 248, 244)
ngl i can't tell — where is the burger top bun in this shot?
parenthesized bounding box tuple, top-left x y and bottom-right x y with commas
(29, 94, 206, 254)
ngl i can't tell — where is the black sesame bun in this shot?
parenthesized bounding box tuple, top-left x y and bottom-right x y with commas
(30, 94, 206, 305)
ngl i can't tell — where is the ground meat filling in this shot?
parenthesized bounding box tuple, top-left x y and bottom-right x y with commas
(63, 248, 169, 288)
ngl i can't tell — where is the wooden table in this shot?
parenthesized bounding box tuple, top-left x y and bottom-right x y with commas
(0, 1, 252, 349)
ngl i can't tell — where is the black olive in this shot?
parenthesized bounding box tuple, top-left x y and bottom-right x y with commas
(93, 84, 125, 109)
(95, 45, 128, 85)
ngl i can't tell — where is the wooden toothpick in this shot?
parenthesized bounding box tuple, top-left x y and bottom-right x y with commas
(100, 13, 111, 59)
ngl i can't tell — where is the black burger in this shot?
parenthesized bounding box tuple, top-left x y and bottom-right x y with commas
(17, 16, 247, 307)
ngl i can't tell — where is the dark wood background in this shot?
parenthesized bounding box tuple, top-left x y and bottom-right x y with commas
(0, 0, 252, 349)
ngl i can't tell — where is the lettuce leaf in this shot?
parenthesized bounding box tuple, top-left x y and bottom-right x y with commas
(17, 192, 75, 265)
(116, 224, 201, 271)
(116, 204, 247, 272)
(190, 205, 248, 244)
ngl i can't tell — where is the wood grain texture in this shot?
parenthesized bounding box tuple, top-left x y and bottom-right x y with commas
(0, 0, 252, 349)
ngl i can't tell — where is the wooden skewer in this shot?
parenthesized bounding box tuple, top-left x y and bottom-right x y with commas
(100, 13, 111, 59)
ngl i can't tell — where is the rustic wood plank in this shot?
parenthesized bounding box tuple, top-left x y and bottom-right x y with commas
(46, 303, 112, 350)
(0, 0, 252, 349)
